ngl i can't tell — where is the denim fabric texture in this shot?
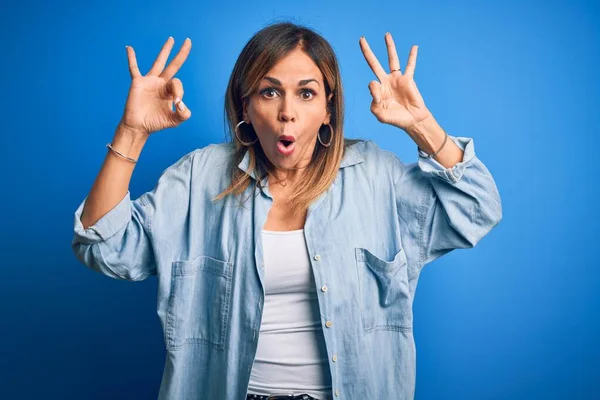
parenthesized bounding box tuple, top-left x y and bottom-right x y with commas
(72, 136, 502, 399)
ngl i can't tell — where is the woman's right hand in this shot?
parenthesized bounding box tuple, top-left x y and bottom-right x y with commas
(119, 37, 193, 136)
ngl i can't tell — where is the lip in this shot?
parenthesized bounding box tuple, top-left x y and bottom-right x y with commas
(277, 135, 296, 142)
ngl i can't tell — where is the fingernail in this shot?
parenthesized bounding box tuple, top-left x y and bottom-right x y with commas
(178, 100, 186, 111)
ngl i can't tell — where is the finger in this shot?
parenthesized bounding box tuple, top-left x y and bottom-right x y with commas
(368, 80, 382, 104)
(172, 96, 191, 122)
(126, 46, 141, 79)
(404, 45, 418, 78)
(164, 78, 184, 102)
(385, 32, 401, 73)
(359, 36, 387, 82)
(147, 37, 176, 76)
(160, 38, 192, 81)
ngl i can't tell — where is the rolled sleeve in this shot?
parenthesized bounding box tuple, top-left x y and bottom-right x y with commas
(71, 190, 155, 281)
(70, 148, 203, 281)
(392, 134, 502, 272)
(72, 191, 133, 245)
(417, 135, 475, 184)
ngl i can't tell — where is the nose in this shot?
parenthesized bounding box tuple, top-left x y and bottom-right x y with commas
(278, 95, 296, 122)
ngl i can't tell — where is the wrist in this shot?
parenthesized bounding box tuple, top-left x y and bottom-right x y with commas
(116, 120, 150, 140)
(406, 114, 446, 154)
(111, 123, 149, 161)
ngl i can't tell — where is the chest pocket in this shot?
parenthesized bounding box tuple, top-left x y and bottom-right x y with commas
(166, 255, 233, 351)
(355, 247, 412, 334)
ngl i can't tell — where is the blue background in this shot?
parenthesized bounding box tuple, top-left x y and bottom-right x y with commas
(1, 0, 598, 398)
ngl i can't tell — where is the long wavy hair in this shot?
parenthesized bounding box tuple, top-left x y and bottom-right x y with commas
(213, 21, 362, 216)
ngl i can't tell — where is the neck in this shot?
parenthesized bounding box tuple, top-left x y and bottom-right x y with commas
(269, 166, 306, 190)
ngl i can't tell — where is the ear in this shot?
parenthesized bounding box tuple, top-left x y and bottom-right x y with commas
(324, 93, 334, 125)
(242, 100, 251, 124)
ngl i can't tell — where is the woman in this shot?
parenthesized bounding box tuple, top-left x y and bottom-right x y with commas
(72, 22, 502, 400)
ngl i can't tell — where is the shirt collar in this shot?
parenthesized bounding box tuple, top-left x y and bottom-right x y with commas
(237, 141, 364, 180)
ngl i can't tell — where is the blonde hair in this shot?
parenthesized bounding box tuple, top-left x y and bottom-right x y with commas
(213, 21, 362, 216)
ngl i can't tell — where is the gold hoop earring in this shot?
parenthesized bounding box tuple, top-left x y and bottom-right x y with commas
(235, 120, 258, 146)
(318, 123, 333, 147)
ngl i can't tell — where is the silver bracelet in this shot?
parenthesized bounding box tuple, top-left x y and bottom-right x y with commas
(418, 129, 448, 159)
(106, 143, 138, 163)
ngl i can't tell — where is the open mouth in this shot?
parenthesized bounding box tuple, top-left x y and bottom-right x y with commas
(276, 138, 296, 155)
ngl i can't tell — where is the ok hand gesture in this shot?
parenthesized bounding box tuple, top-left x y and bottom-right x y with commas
(359, 33, 432, 132)
(120, 37, 193, 136)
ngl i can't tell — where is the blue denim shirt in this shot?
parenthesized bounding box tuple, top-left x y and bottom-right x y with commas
(72, 136, 502, 400)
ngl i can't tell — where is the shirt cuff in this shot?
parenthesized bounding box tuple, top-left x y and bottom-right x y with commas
(72, 191, 133, 244)
(417, 135, 475, 184)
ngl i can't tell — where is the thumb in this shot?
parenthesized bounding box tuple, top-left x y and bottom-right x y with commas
(164, 77, 191, 122)
(173, 96, 192, 122)
(368, 80, 382, 104)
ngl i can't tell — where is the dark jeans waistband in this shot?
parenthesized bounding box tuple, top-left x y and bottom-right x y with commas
(246, 394, 318, 400)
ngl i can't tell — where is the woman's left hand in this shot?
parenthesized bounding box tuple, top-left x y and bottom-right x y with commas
(359, 33, 432, 132)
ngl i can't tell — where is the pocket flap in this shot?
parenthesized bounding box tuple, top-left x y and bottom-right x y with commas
(172, 255, 232, 277)
(355, 247, 407, 273)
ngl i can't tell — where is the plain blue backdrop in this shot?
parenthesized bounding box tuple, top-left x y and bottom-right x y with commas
(1, 0, 598, 398)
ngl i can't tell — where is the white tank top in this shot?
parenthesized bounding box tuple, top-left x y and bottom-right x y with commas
(247, 228, 332, 399)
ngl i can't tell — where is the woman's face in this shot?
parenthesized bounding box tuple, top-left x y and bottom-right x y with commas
(244, 48, 331, 175)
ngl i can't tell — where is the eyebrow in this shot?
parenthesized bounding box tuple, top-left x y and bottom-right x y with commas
(262, 76, 320, 87)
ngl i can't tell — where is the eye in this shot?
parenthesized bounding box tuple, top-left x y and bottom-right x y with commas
(259, 88, 278, 99)
(300, 89, 316, 100)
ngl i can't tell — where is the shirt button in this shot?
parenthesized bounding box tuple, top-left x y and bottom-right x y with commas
(321, 285, 328, 292)
(332, 354, 337, 362)
(335, 390, 339, 396)
(314, 254, 321, 261)
(325, 320, 333, 328)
